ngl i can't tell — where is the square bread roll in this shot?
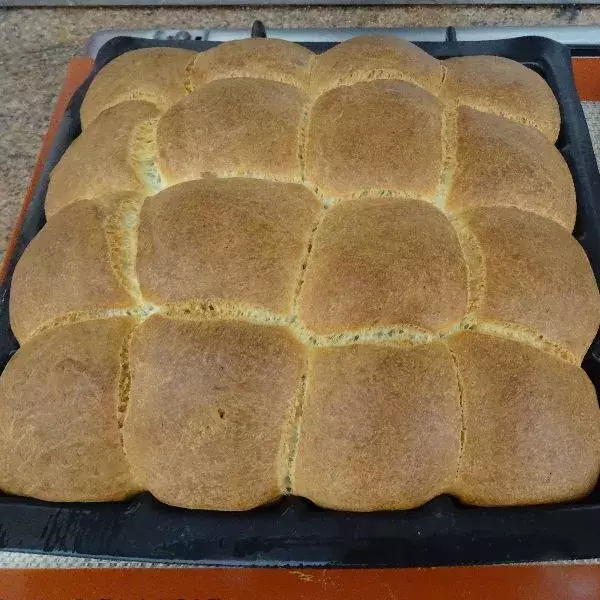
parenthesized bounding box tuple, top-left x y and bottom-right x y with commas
(45, 101, 162, 218)
(122, 316, 305, 510)
(3, 35, 599, 510)
(137, 178, 320, 314)
(293, 341, 461, 510)
(460, 207, 599, 360)
(305, 79, 442, 201)
(449, 332, 600, 506)
(297, 196, 467, 334)
(448, 107, 576, 230)
(80, 47, 197, 130)
(10, 198, 138, 343)
(156, 78, 308, 185)
(0, 318, 138, 502)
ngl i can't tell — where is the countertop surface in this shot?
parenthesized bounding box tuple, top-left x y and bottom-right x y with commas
(3, 6, 600, 260)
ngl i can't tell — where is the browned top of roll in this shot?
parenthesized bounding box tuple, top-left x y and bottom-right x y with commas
(0, 318, 138, 502)
(123, 316, 306, 510)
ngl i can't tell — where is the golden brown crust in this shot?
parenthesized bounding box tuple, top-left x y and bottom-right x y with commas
(311, 34, 443, 96)
(123, 316, 306, 510)
(10, 201, 136, 343)
(305, 80, 442, 200)
(137, 178, 320, 313)
(80, 48, 197, 129)
(443, 56, 560, 141)
(187, 38, 313, 90)
(449, 331, 600, 506)
(156, 78, 308, 186)
(463, 207, 600, 359)
(46, 101, 161, 218)
(298, 197, 467, 334)
(293, 342, 461, 510)
(447, 107, 576, 230)
(0, 318, 139, 502)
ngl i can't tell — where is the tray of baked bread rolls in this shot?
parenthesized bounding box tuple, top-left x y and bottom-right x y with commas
(0, 31, 599, 566)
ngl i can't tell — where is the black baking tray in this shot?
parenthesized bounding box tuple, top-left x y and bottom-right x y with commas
(1, 31, 600, 567)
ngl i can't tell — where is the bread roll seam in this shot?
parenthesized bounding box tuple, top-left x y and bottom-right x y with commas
(459, 99, 551, 140)
(447, 342, 466, 493)
(450, 216, 486, 318)
(472, 320, 579, 364)
(282, 362, 310, 494)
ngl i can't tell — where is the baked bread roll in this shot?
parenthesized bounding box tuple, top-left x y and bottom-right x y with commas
(293, 341, 461, 510)
(2, 35, 598, 510)
(449, 332, 600, 505)
(0, 318, 139, 502)
(123, 316, 305, 510)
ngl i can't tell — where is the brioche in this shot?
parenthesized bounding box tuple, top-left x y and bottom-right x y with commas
(2, 35, 599, 510)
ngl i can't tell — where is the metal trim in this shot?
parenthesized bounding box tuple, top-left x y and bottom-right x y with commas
(85, 26, 600, 59)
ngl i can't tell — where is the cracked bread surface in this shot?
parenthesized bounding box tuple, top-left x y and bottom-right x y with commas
(2, 35, 599, 510)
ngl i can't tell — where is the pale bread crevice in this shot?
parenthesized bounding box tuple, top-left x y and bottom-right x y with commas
(281, 360, 310, 494)
(116, 321, 149, 491)
(297, 54, 318, 189)
(190, 169, 303, 186)
(129, 117, 166, 195)
(320, 187, 434, 209)
(117, 327, 136, 429)
(446, 342, 467, 491)
(449, 216, 486, 319)
(439, 62, 448, 86)
(282, 54, 328, 493)
(455, 201, 574, 234)
(185, 64, 312, 96)
(157, 299, 438, 349)
(432, 99, 460, 211)
(312, 68, 442, 100)
(182, 54, 198, 94)
(297, 100, 313, 185)
(24, 296, 579, 365)
(103, 196, 146, 305)
(25, 305, 157, 344)
(459, 99, 552, 141)
(472, 319, 580, 365)
(290, 209, 327, 317)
